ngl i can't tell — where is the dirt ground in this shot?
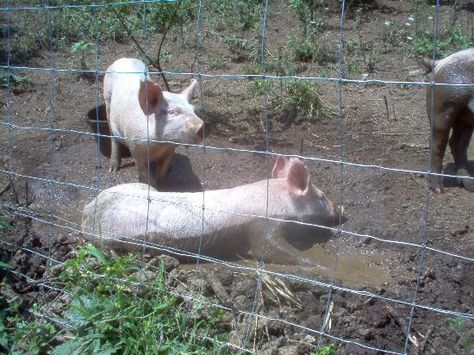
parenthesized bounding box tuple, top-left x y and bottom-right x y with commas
(1, 0, 473, 353)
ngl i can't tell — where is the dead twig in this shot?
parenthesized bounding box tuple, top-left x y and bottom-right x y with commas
(203, 270, 232, 307)
(417, 325, 434, 354)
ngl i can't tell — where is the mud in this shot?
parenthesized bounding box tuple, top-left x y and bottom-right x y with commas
(1, 0, 473, 353)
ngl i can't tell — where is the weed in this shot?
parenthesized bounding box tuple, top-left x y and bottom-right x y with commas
(408, 27, 472, 58)
(353, 8, 378, 73)
(445, 317, 474, 354)
(288, 0, 328, 36)
(272, 80, 332, 123)
(2, 245, 229, 354)
(403, 1, 473, 58)
(70, 40, 94, 70)
(0, 204, 13, 231)
(289, 35, 315, 62)
(251, 78, 274, 96)
(288, 34, 337, 66)
(316, 343, 337, 355)
(380, 20, 406, 53)
(7, 0, 193, 63)
(347, 59, 362, 74)
(207, 1, 262, 33)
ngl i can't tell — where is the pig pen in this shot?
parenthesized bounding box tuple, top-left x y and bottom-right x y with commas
(1, 0, 473, 353)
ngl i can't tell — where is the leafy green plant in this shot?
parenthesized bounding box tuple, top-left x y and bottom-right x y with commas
(445, 317, 474, 354)
(402, 1, 473, 58)
(0, 204, 13, 231)
(408, 27, 472, 58)
(70, 40, 94, 70)
(287, 0, 328, 36)
(208, 0, 262, 32)
(272, 80, 332, 123)
(2, 245, 229, 354)
(0, 72, 30, 94)
(353, 8, 378, 73)
(289, 35, 315, 62)
(251, 78, 275, 96)
(316, 343, 337, 355)
(7, 0, 193, 63)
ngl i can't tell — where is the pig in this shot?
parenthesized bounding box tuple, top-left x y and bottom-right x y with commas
(103, 58, 204, 189)
(81, 157, 346, 266)
(424, 48, 474, 193)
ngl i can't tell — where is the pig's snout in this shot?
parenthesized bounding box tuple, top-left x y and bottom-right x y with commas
(333, 205, 347, 225)
(185, 116, 205, 143)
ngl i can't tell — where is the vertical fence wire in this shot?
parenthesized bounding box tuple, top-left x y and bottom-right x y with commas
(402, 1, 441, 354)
(5, 0, 14, 203)
(240, 0, 271, 350)
(91, 1, 103, 241)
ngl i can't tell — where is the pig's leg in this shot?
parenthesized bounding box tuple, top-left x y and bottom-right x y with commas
(430, 110, 455, 193)
(249, 225, 325, 268)
(430, 128, 449, 193)
(109, 138, 121, 172)
(153, 152, 174, 189)
(129, 147, 153, 186)
(449, 120, 474, 192)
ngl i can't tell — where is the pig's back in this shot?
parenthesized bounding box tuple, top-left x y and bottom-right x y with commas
(106, 59, 150, 137)
(81, 183, 260, 256)
(434, 48, 474, 84)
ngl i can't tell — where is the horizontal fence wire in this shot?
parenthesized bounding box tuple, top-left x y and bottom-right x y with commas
(1, 121, 474, 184)
(3, 64, 474, 88)
(1, 0, 473, 354)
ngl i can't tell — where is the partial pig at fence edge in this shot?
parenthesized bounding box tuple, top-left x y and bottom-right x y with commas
(103, 58, 204, 189)
(81, 157, 347, 266)
(424, 48, 474, 193)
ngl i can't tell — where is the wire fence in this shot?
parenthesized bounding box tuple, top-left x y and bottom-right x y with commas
(1, 0, 473, 354)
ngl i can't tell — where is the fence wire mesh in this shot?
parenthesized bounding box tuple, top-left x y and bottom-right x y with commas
(1, 0, 473, 354)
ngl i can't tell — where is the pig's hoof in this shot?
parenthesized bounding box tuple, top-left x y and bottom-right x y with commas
(456, 169, 474, 192)
(461, 176, 474, 192)
(109, 163, 119, 173)
(433, 186, 445, 194)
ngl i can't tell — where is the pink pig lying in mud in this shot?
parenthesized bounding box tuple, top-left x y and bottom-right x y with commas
(81, 157, 346, 265)
(103, 58, 204, 189)
(424, 48, 474, 193)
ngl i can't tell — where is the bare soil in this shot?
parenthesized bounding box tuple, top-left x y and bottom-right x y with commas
(1, 0, 473, 353)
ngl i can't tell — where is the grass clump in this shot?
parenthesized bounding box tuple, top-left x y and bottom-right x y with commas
(278, 80, 332, 122)
(1, 245, 229, 354)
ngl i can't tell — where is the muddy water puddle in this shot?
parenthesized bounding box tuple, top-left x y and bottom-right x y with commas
(184, 244, 394, 289)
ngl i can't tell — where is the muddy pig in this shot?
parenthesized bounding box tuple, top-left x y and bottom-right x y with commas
(81, 157, 346, 266)
(424, 48, 474, 193)
(103, 58, 204, 189)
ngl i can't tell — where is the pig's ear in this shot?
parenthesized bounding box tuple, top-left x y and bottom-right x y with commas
(139, 79, 163, 116)
(180, 79, 197, 102)
(271, 156, 288, 178)
(286, 159, 312, 196)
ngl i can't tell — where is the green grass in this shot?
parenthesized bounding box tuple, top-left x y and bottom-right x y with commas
(1, 245, 230, 354)
(8, 0, 194, 63)
(444, 317, 474, 354)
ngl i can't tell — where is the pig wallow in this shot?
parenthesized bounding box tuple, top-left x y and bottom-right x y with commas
(424, 48, 474, 193)
(81, 157, 346, 266)
(103, 58, 204, 189)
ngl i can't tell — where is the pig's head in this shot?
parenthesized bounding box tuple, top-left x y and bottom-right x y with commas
(138, 79, 204, 144)
(271, 156, 346, 227)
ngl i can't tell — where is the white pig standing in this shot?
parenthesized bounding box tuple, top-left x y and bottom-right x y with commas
(103, 58, 204, 188)
(81, 157, 346, 265)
